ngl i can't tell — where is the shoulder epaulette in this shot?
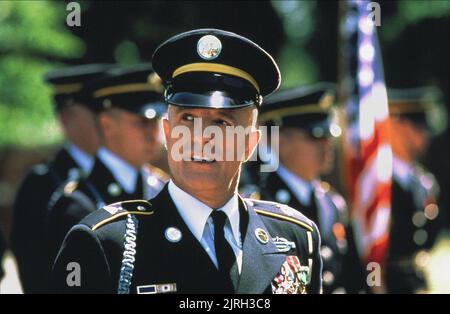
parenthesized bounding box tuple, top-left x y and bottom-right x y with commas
(245, 198, 314, 232)
(82, 200, 154, 231)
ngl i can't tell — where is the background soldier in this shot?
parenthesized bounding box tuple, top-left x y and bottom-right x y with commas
(242, 83, 366, 293)
(10, 64, 113, 293)
(46, 64, 168, 267)
(386, 87, 443, 293)
(50, 29, 322, 294)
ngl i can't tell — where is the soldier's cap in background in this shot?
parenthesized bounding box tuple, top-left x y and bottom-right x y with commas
(44, 63, 116, 111)
(388, 86, 441, 130)
(259, 82, 336, 139)
(80, 63, 166, 119)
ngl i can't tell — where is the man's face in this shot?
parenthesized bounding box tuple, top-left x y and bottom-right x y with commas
(100, 109, 162, 168)
(391, 117, 430, 160)
(59, 103, 101, 155)
(407, 124, 429, 159)
(279, 128, 334, 180)
(163, 105, 260, 196)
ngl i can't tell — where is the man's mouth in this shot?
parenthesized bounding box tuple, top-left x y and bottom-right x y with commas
(191, 155, 216, 163)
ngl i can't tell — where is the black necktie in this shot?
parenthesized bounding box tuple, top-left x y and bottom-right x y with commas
(305, 188, 319, 226)
(210, 210, 236, 293)
(130, 172, 143, 199)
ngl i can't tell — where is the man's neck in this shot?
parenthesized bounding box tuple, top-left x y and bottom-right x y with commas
(64, 142, 95, 174)
(171, 178, 236, 209)
(279, 161, 315, 182)
(66, 134, 97, 156)
(97, 147, 140, 194)
(103, 144, 140, 170)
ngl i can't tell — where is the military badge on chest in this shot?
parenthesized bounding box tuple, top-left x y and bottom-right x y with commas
(273, 236, 296, 253)
(271, 255, 310, 294)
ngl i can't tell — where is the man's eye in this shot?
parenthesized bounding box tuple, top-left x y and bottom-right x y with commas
(215, 119, 231, 127)
(182, 114, 194, 121)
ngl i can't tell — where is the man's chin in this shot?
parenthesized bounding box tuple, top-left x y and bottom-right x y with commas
(177, 167, 221, 185)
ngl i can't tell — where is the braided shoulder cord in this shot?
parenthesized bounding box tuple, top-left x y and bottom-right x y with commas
(117, 214, 139, 294)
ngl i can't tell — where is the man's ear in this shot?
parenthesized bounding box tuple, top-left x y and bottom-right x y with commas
(162, 117, 170, 150)
(57, 109, 71, 129)
(244, 128, 261, 162)
(99, 113, 108, 130)
(99, 112, 117, 142)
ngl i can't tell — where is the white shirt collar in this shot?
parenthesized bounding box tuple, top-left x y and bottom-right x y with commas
(97, 147, 138, 194)
(65, 142, 94, 175)
(393, 155, 413, 190)
(277, 164, 313, 206)
(168, 180, 240, 246)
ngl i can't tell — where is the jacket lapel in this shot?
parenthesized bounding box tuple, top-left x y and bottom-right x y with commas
(264, 173, 304, 212)
(237, 197, 285, 294)
(87, 157, 133, 206)
(50, 148, 80, 183)
(265, 172, 320, 225)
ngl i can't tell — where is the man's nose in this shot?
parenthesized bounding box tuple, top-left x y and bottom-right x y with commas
(192, 128, 214, 148)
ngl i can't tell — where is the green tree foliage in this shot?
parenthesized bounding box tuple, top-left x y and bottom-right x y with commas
(383, 0, 450, 41)
(0, 1, 84, 147)
(272, 0, 319, 87)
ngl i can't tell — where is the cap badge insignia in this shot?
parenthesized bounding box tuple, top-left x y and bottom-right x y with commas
(197, 35, 222, 60)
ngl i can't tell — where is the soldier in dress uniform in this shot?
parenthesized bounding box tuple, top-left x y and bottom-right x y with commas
(386, 87, 443, 293)
(50, 29, 322, 294)
(241, 83, 366, 293)
(46, 64, 168, 268)
(10, 64, 113, 293)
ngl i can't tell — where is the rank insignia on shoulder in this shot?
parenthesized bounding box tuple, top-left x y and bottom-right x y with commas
(137, 283, 177, 294)
(120, 199, 152, 212)
(103, 204, 121, 215)
(271, 256, 310, 294)
(90, 200, 153, 231)
(103, 200, 152, 215)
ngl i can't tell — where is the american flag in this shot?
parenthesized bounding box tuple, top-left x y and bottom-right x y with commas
(340, 0, 393, 268)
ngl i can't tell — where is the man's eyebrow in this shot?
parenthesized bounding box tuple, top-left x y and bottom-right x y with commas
(216, 109, 238, 122)
(173, 106, 200, 115)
